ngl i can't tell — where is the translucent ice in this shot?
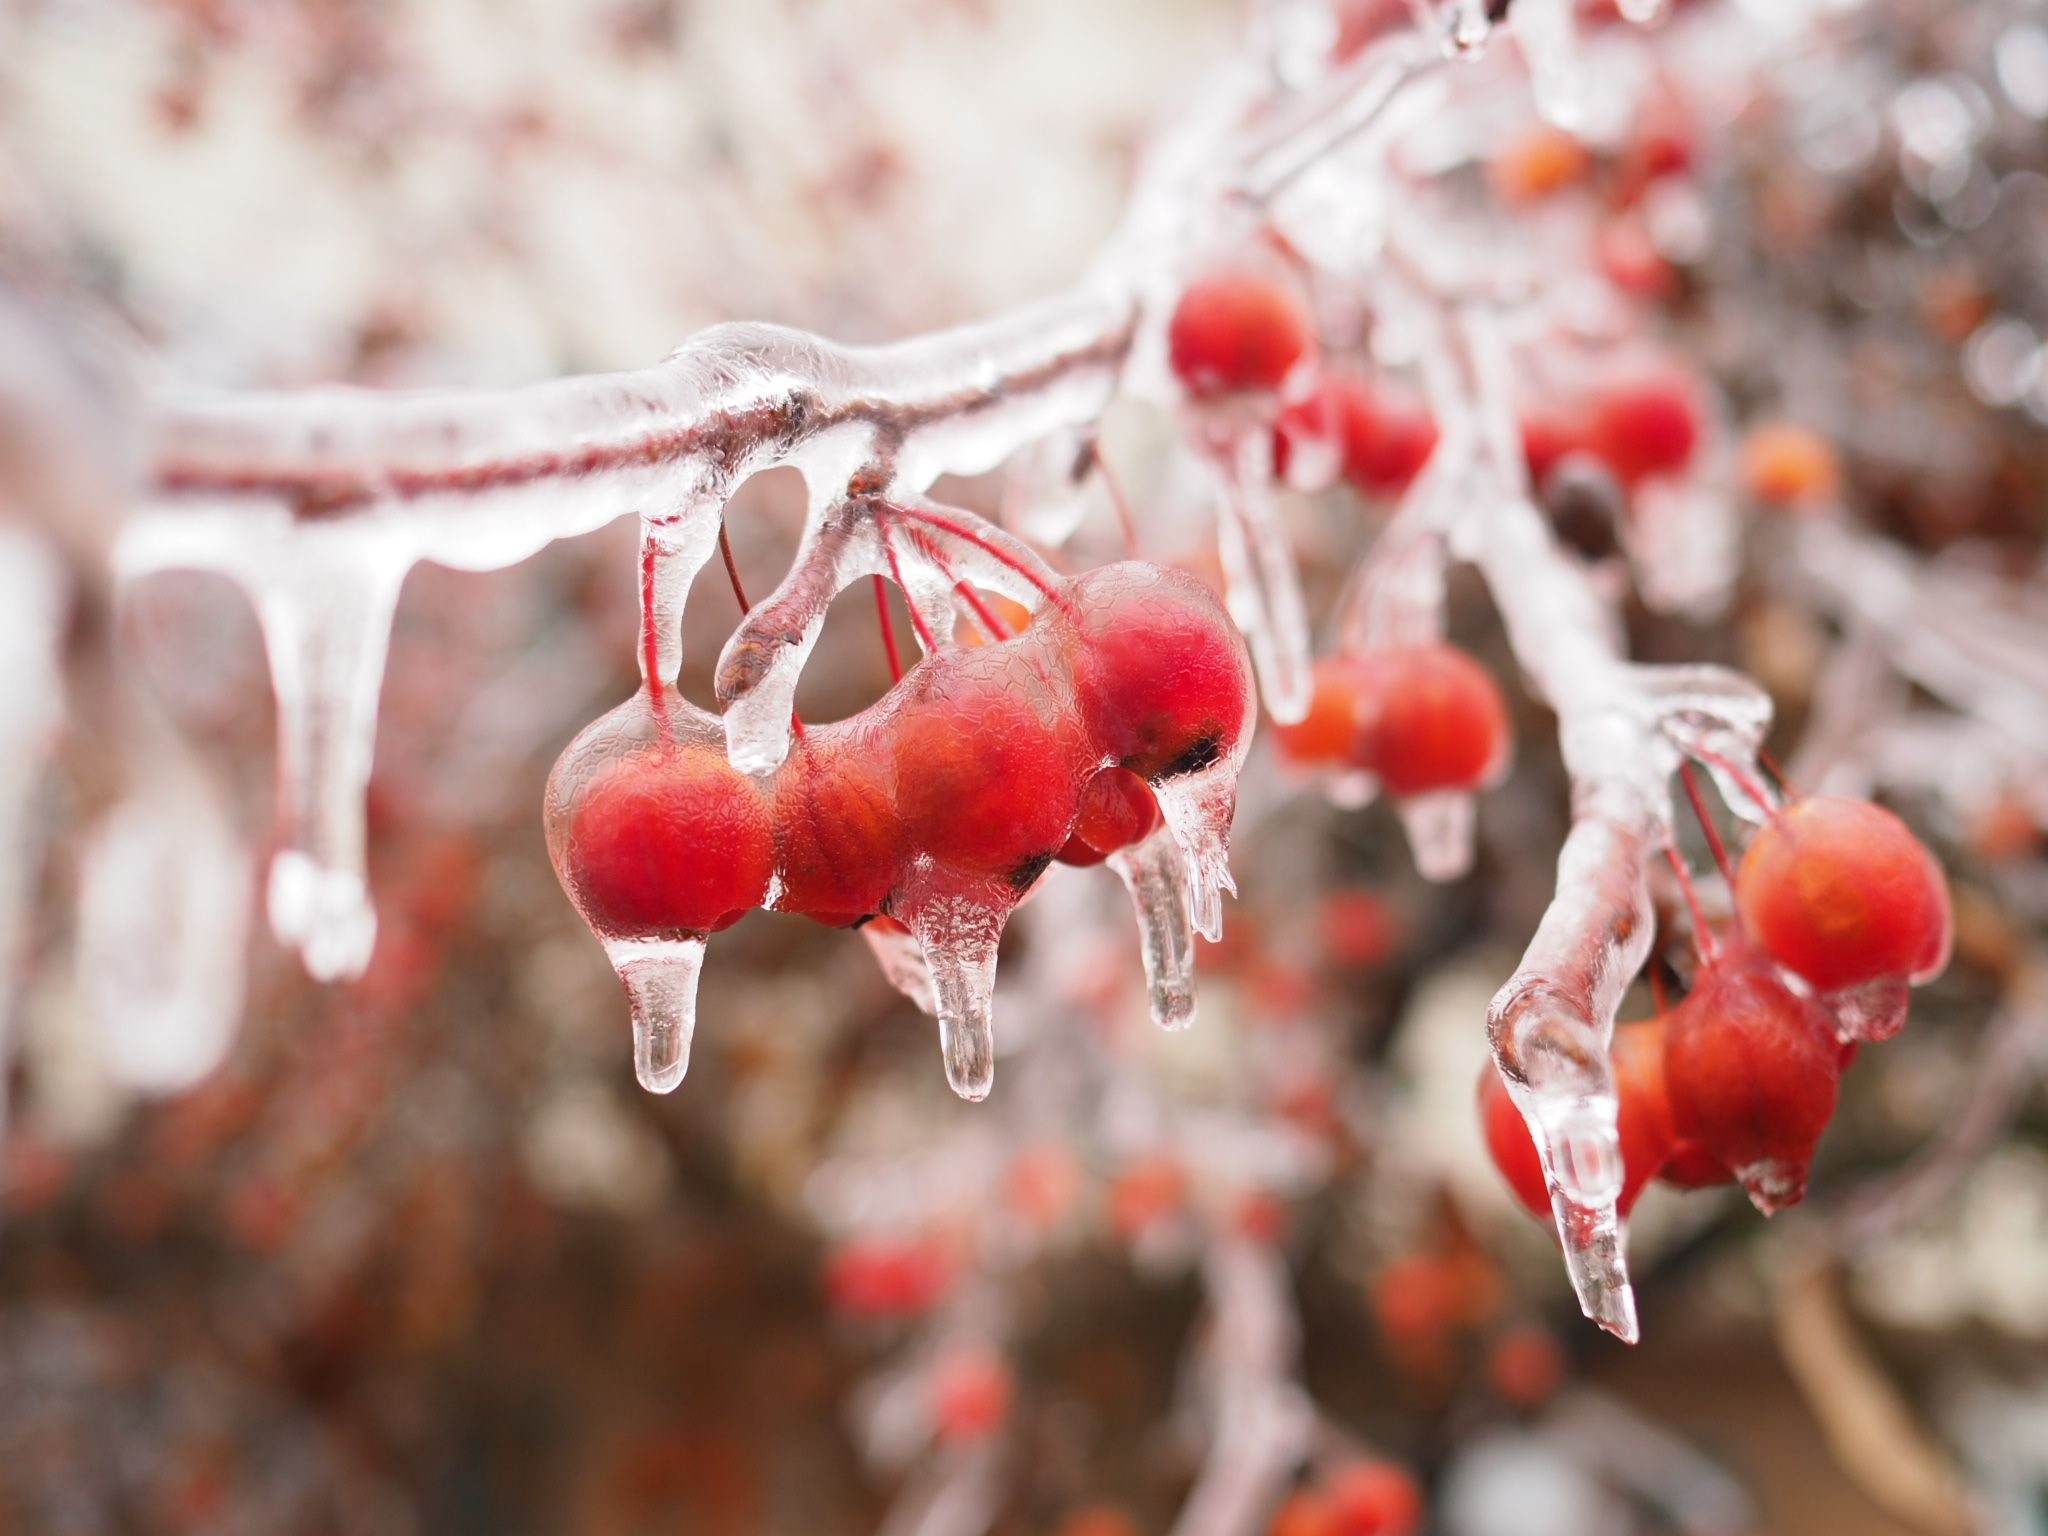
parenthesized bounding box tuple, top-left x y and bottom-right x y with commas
(604, 935, 706, 1094)
(1111, 827, 1199, 1030)
(1212, 434, 1313, 724)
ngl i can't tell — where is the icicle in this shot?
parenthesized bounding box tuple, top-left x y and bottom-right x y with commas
(249, 529, 414, 982)
(1213, 433, 1312, 724)
(1525, 1085, 1638, 1341)
(603, 935, 706, 1094)
(1152, 772, 1241, 944)
(1511, 0, 1590, 131)
(78, 770, 251, 1094)
(1396, 790, 1477, 881)
(863, 919, 937, 1015)
(638, 508, 723, 689)
(908, 898, 1005, 1101)
(1110, 827, 1198, 1030)
(1824, 973, 1911, 1045)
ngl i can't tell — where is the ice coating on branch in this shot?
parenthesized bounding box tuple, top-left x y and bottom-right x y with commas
(638, 510, 724, 689)
(1111, 827, 1199, 1030)
(1510, 0, 1589, 130)
(604, 937, 706, 1094)
(1210, 431, 1313, 725)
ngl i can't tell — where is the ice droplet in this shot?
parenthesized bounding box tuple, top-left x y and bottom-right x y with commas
(1824, 973, 1911, 1044)
(1110, 827, 1198, 1030)
(1214, 435, 1313, 725)
(603, 935, 706, 1094)
(1397, 791, 1477, 881)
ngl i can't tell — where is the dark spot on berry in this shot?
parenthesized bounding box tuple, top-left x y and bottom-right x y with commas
(1161, 728, 1224, 779)
(1008, 850, 1056, 893)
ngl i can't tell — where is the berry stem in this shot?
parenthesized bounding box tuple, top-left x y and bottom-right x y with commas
(879, 525, 941, 656)
(638, 524, 665, 719)
(1686, 741, 1776, 819)
(880, 501, 1068, 611)
(953, 580, 1013, 641)
(1677, 762, 1735, 886)
(1089, 440, 1142, 559)
(1663, 844, 1718, 965)
(872, 574, 904, 683)
(1757, 746, 1798, 800)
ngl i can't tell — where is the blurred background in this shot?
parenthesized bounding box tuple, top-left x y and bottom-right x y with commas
(1, 1, 2046, 1533)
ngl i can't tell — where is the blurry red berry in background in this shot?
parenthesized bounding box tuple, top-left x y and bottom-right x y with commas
(1490, 124, 1592, 205)
(1319, 889, 1397, 967)
(1740, 421, 1840, 509)
(1350, 645, 1512, 797)
(1735, 796, 1951, 991)
(1324, 1459, 1423, 1536)
(825, 1236, 953, 1319)
(1169, 269, 1317, 397)
(1270, 1491, 1335, 1536)
(930, 1347, 1012, 1443)
(1486, 1324, 1565, 1408)
(1521, 409, 1589, 490)
(1057, 1508, 1140, 1536)
(1587, 372, 1701, 485)
(1274, 657, 1366, 765)
(1108, 1156, 1188, 1241)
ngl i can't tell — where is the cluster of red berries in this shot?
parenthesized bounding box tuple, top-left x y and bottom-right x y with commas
(1274, 643, 1512, 798)
(547, 560, 1254, 946)
(1167, 269, 1438, 500)
(1269, 1459, 1424, 1536)
(1482, 794, 1951, 1215)
(1522, 367, 1703, 498)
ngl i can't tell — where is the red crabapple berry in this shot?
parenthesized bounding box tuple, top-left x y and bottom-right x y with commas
(888, 637, 1093, 893)
(1275, 375, 1438, 498)
(1273, 656, 1367, 766)
(1587, 371, 1701, 486)
(1734, 796, 1952, 993)
(548, 726, 774, 941)
(1351, 645, 1512, 798)
(1056, 766, 1162, 867)
(1168, 269, 1317, 398)
(824, 1236, 952, 1319)
(1323, 1460, 1424, 1536)
(772, 727, 906, 927)
(1662, 953, 1842, 1212)
(929, 1348, 1012, 1444)
(1059, 562, 1257, 784)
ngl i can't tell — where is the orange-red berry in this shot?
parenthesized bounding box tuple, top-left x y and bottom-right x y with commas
(1350, 645, 1511, 797)
(1168, 269, 1317, 398)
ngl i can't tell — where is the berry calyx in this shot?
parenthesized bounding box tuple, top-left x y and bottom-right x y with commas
(1662, 953, 1841, 1211)
(1734, 795, 1952, 992)
(551, 732, 774, 941)
(1168, 269, 1317, 398)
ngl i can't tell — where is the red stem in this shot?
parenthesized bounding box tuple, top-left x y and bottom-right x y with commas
(1663, 845, 1718, 965)
(1090, 441, 1142, 559)
(881, 501, 1067, 610)
(639, 525, 668, 722)
(954, 580, 1013, 641)
(1757, 747, 1798, 801)
(880, 527, 940, 655)
(1687, 742, 1776, 820)
(872, 574, 904, 683)
(1677, 762, 1736, 887)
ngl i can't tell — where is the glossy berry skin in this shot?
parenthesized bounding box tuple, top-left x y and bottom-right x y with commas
(1351, 645, 1511, 797)
(1323, 1461, 1423, 1536)
(1477, 1067, 1552, 1218)
(1056, 767, 1162, 866)
(1736, 796, 1952, 992)
(1663, 954, 1841, 1211)
(1587, 374, 1700, 486)
(551, 731, 774, 940)
(1060, 563, 1256, 784)
(1168, 269, 1316, 398)
(773, 727, 906, 927)
(890, 642, 1090, 892)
